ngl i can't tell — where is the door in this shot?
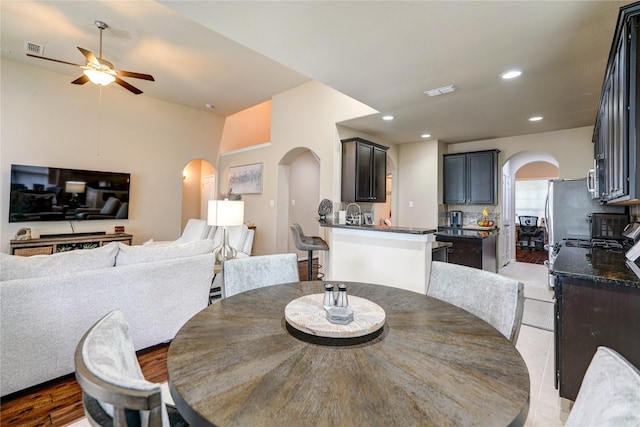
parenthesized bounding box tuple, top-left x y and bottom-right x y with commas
(502, 173, 513, 265)
(443, 154, 466, 204)
(356, 142, 373, 201)
(201, 175, 216, 219)
(467, 151, 496, 204)
(372, 146, 387, 201)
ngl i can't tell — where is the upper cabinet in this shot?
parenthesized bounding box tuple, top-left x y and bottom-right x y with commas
(593, 3, 640, 204)
(443, 150, 499, 205)
(341, 138, 388, 203)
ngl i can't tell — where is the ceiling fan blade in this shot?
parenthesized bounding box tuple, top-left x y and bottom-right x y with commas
(114, 76, 142, 95)
(71, 75, 90, 85)
(77, 47, 98, 65)
(114, 70, 155, 81)
(26, 53, 83, 67)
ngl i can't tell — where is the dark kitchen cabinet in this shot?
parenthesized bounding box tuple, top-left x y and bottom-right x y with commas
(592, 3, 640, 203)
(443, 150, 499, 205)
(435, 232, 497, 273)
(341, 138, 388, 203)
(554, 271, 640, 401)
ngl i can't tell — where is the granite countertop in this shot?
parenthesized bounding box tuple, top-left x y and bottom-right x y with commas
(553, 246, 640, 289)
(319, 219, 435, 235)
(432, 241, 453, 250)
(435, 226, 499, 239)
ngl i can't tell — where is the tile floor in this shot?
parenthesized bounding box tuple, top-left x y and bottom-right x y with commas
(500, 261, 571, 427)
(68, 261, 570, 427)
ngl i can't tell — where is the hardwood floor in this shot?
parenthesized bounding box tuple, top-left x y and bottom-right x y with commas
(0, 261, 313, 426)
(515, 247, 548, 265)
(0, 344, 170, 427)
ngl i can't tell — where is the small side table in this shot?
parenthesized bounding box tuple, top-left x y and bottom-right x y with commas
(209, 264, 223, 304)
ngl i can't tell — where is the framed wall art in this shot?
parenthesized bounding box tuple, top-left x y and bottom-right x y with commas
(228, 163, 263, 194)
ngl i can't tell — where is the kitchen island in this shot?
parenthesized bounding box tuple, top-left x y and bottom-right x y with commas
(320, 220, 436, 294)
(435, 226, 499, 272)
(552, 245, 640, 400)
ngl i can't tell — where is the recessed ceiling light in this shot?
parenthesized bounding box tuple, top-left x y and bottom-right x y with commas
(382, 115, 394, 121)
(421, 134, 431, 138)
(501, 70, 522, 79)
(529, 116, 543, 121)
(205, 103, 213, 109)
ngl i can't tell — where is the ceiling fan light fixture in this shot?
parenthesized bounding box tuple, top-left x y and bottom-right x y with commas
(84, 69, 115, 86)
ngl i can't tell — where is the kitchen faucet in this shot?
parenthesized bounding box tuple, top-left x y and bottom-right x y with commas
(345, 203, 362, 225)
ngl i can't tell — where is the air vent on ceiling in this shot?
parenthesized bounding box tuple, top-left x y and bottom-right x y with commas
(24, 41, 44, 55)
(424, 85, 456, 97)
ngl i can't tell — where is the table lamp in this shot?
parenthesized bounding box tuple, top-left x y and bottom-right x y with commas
(208, 199, 244, 263)
(65, 181, 86, 208)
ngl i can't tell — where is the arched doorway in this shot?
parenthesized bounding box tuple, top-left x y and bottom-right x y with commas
(502, 151, 558, 266)
(182, 159, 216, 232)
(275, 148, 321, 257)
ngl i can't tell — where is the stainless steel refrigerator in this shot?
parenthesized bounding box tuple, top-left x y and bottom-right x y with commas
(544, 178, 626, 286)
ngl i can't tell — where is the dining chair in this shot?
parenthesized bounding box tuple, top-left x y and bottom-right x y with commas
(223, 253, 300, 298)
(427, 260, 524, 343)
(74, 310, 187, 427)
(565, 346, 640, 427)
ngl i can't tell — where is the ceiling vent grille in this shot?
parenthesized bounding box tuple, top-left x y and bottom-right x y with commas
(24, 41, 43, 55)
(424, 85, 456, 97)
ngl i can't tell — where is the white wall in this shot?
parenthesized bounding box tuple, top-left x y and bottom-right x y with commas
(393, 127, 595, 230)
(217, 81, 377, 255)
(396, 139, 442, 229)
(448, 127, 594, 180)
(1, 59, 223, 252)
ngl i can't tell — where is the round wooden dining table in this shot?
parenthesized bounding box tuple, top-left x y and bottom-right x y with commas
(168, 281, 530, 427)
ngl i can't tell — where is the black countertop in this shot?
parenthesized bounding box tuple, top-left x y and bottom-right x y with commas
(432, 241, 453, 250)
(319, 219, 435, 235)
(436, 226, 499, 240)
(553, 246, 640, 289)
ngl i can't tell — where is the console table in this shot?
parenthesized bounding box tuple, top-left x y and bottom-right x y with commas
(10, 233, 133, 256)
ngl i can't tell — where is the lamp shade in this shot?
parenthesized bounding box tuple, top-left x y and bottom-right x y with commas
(65, 181, 86, 194)
(208, 200, 244, 226)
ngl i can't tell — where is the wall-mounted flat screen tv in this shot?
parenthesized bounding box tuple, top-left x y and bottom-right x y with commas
(9, 164, 130, 223)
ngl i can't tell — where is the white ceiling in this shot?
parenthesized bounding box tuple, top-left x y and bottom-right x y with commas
(1, 1, 632, 144)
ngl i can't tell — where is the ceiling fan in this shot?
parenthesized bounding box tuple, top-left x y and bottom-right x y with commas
(26, 20, 154, 95)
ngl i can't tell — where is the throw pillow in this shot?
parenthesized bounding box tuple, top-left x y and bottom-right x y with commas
(0, 242, 119, 281)
(115, 239, 214, 266)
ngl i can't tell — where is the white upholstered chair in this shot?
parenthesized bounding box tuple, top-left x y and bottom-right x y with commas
(223, 253, 299, 298)
(179, 219, 212, 242)
(74, 310, 186, 427)
(427, 261, 524, 343)
(565, 346, 640, 427)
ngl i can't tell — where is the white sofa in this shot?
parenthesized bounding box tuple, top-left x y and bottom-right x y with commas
(0, 240, 216, 396)
(153, 219, 255, 257)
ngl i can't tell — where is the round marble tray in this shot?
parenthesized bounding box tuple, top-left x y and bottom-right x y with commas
(285, 294, 386, 338)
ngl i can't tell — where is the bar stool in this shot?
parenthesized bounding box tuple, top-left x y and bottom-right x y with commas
(290, 223, 329, 281)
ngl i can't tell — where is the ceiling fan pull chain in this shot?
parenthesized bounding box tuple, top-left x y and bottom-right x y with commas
(97, 85, 102, 157)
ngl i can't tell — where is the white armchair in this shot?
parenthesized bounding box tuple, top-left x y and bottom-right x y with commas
(180, 218, 212, 242)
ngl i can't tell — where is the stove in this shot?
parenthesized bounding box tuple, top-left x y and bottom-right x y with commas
(546, 237, 626, 287)
(563, 238, 624, 249)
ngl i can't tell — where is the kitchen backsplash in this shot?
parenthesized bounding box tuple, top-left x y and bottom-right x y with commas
(439, 205, 501, 227)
